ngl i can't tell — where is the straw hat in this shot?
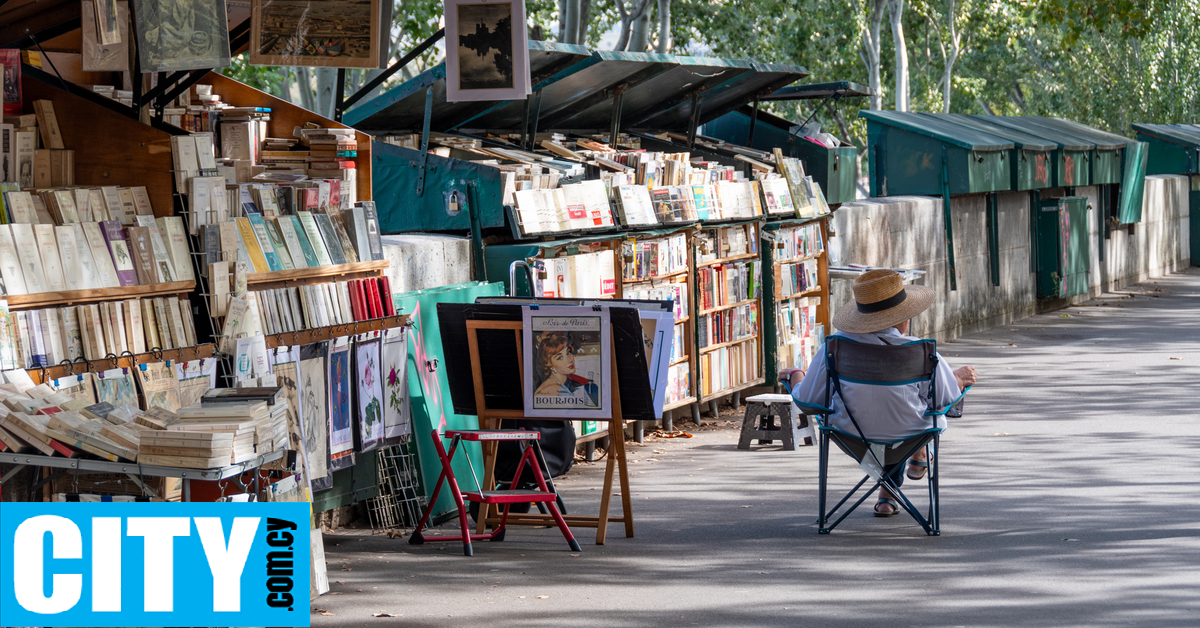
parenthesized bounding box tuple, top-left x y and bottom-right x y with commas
(832, 269, 935, 334)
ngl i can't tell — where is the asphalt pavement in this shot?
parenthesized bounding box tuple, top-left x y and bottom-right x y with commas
(311, 268, 1200, 627)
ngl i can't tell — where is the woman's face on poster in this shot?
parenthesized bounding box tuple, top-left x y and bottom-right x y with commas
(550, 345, 575, 376)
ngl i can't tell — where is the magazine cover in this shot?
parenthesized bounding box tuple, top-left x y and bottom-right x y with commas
(354, 332, 384, 452)
(175, 358, 217, 407)
(327, 337, 355, 471)
(300, 341, 331, 491)
(522, 305, 612, 419)
(96, 367, 138, 410)
(134, 361, 181, 411)
(51, 373, 99, 405)
(381, 325, 411, 443)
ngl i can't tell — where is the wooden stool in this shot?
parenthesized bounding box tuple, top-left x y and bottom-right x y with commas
(738, 394, 813, 450)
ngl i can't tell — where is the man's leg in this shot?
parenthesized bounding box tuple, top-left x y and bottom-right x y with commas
(875, 460, 907, 516)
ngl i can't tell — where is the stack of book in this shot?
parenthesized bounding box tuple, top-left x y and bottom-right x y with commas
(0, 386, 144, 460)
(299, 128, 358, 178)
(200, 387, 288, 452)
(251, 275, 396, 336)
(139, 430, 237, 469)
(0, 296, 199, 369)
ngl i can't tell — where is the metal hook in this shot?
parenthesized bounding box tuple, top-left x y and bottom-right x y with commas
(105, 353, 119, 369)
(36, 362, 47, 384)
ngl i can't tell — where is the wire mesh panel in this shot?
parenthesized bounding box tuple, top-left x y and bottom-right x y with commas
(367, 439, 426, 533)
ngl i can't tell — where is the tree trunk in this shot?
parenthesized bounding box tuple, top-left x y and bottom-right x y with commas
(629, 5, 652, 52)
(862, 0, 885, 110)
(576, 0, 591, 44)
(297, 67, 316, 113)
(563, 0, 581, 44)
(314, 67, 338, 118)
(887, 0, 909, 112)
(654, 0, 670, 53)
(558, 0, 567, 42)
(941, 0, 959, 113)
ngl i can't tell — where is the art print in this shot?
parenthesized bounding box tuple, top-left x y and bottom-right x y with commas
(354, 334, 383, 452)
(327, 338, 354, 471)
(133, 0, 232, 72)
(250, 0, 381, 68)
(272, 347, 306, 467)
(175, 358, 217, 408)
(0, 50, 19, 117)
(381, 326, 411, 443)
(445, 0, 530, 102)
(639, 310, 674, 419)
(83, 0, 130, 72)
(134, 361, 181, 411)
(300, 342, 331, 490)
(522, 305, 612, 419)
(96, 368, 138, 410)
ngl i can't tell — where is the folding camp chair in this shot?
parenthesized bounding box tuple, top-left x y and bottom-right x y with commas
(788, 336, 969, 536)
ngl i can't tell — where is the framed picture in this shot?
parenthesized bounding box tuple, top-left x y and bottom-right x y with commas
(133, 0, 231, 72)
(381, 326, 411, 444)
(83, 0, 130, 72)
(327, 337, 355, 470)
(299, 342, 331, 491)
(250, 0, 382, 69)
(445, 0, 530, 102)
(522, 305, 612, 419)
(354, 333, 384, 453)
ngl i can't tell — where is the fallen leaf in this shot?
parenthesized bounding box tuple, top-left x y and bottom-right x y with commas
(1061, 314, 1072, 317)
(992, 433, 1010, 436)
(741, 505, 753, 508)
(537, 595, 550, 599)
(1170, 357, 1183, 360)
(319, 611, 334, 616)
(336, 581, 345, 584)
(518, 596, 526, 599)
(570, 553, 580, 557)
(373, 613, 397, 618)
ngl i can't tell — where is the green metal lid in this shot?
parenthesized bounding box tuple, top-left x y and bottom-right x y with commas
(859, 110, 1015, 151)
(761, 81, 872, 101)
(1025, 116, 1130, 150)
(974, 116, 1093, 151)
(1132, 123, 1200, 148)
(927, 113, 1057, 151)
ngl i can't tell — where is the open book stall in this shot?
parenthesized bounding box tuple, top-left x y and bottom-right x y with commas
(0, 8, 410, 516)
(345, 42, 848, 430)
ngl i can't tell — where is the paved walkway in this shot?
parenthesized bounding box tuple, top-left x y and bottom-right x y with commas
(312, 269, 1200, 627)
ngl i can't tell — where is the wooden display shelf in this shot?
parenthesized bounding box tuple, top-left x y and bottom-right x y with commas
(696, 252, 760, 268)
(622, 268, 689, 284)
(663, 395, 698, 412)
(773, 251, 824, 265)
(262, 314, 409, 349)
(28, 343, 216, 385)
(6, 281, 196, 311)
(698, 335, 759, 355)
(700, 378, 766, 403)
(246, 260, 390, 291)
(674, 315, 690, 324)
(776, 285, 823, 301)
(670, 355, 690, 366)
(698, 298, 757, 316)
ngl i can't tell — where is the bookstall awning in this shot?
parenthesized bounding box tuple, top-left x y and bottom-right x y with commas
(861, 110, 1015, 151)
(342, 41, 593, 132)
(760, 81, 872, 101)
(975, 116, 1096, 151)
(345, 45, 807, 135)
(929, 114, 1058, 152)
(1132, 123, 1200, 147)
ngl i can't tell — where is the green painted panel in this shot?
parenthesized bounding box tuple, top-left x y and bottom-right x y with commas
(1036, 197, 1090, 298)
(1134, 128, 1199, 175)
(395, 281, 507, 522)
(1092, 149, 1123, 185)
(1117, 142, 1148, 224)
(312, 452, 381, 513)
(1035, 203, 1062, 298)
(1190, 178, 1200, 263)
(371, 141, 504, 232)
(966, 151, 1008, 193)
(1058, 150, 1090, 187)
(1017, 150, 1054, 190)
(793, 142, 858, 205)
(867, 119, 1012, 197)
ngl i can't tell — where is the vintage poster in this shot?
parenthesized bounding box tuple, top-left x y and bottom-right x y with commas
(133, 0, 232, 72)
(299, 342, 331, 491)
(249, 0, 382, 68)
(51, 373, 99, 406)
(639, 310, 675, 419)
(175, 358, 217, 408)
(134, 361, 181, 411)
(354, 333, 383, 452)
(381, 325, 411, 443)
(327, 337, 354, 471)
(96, 367, 138, 410)
(272, 347, 308, 480)
(522, 305, 612, 419)
(1, 50, 19, 117)
(444, 0, 530, 102)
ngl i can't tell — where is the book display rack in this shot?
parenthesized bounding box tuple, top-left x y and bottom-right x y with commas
(761, 216, 831, 383)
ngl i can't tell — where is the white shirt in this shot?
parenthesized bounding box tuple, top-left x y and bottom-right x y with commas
(791, 327, 961, 443)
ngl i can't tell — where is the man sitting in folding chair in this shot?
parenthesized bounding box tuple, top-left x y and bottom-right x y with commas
(783, 269, 976, 534)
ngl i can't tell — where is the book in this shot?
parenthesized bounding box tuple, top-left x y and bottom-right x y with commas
(131, 186, 154, 216)
(246, 212, 284, 271)
(100, 221, 138, 286)
(187, 176, 212, 235)
(34, 224, 66, 291)
(153, 298, 172, 349)
(11, 224, 48, 293)
(350, 205, 371, 261)
(4, 190, 37, 223)
(60, 306, 82, 360)
(297, 212, 333, 266)
(81, 221, 122, 288)
(201, 223, 222, 269)
(313, 213, 346, 265)
(330, 212, 359, 263)
(209, 261, 230, 317)
(275, 217, 311, 268)
(0, 225, 27, 296)
(125, 226, 156, 285)
(234, 217, 271, 272)
(125, 299, 145, 354)
(116, 187, 137, 224)
(262, 219, 295, 271)
(167, 297, 188, 349)
(141, 299, 161, 351)
(154, 216, 193, 282)
(33, 100, 64, 150)
(13, 131, 35, 188)
(136, 216, 177, 282)
(172, 136, 200, 192)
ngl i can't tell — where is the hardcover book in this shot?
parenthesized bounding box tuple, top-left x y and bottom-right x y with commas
(262, 219, 295, 271)
(313, 213, 346, 265)
(100, 221, 138, 286)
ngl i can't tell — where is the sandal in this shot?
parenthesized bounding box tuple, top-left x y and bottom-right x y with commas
(906, 457, 932, 480)
(874, 498, 900, 517)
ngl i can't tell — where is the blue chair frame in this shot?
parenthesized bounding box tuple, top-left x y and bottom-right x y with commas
(787, 336, 969, 536)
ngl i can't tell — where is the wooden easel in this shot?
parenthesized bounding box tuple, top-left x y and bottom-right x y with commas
(465, 319, 634, 544)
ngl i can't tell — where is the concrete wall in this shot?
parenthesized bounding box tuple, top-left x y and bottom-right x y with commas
(380, 233, 473, 293)
(829, 174, 1190, 342)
